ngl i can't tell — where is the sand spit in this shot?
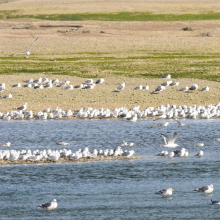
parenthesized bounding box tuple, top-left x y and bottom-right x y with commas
(0, 156, 149, 166)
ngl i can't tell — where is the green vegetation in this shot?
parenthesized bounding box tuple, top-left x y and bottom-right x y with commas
(1, 11, 220, 21)
(1, 52, 220, 82)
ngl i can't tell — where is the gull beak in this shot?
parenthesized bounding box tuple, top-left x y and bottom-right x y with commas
(172, 189, 174, 191)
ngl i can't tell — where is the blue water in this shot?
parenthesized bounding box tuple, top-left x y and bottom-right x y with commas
(0, 119, 220, 219)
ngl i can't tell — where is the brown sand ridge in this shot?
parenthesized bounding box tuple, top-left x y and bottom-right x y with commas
(0, 0, 220, 113)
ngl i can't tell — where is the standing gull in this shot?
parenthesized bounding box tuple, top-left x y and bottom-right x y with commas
(13, 37, 39, 56)
(159, 132, 179, 148)
(115, 83, 125, 92)
(14, 103, 27, 111)
(38, 199, 57, 210)
(195, 150, 203, 157)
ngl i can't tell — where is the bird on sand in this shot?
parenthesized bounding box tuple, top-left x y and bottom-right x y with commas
(115, 83, 125, 92)
(159, 132, 179, 148)
(13, 37, 39, 56)
(156, 188, 174, 197)
(14, 103, 27, 111)
(38, 199, 57, 210)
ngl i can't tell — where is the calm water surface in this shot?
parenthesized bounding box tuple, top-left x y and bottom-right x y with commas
(0, 119, 220, 219)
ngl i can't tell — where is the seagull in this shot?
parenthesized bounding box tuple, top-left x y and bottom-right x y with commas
(179, 86, 188, 92)
(38, 199, 57, 211)
(161, 81, 172, 87)
(0, 94, 12, 99)
(152, 85, 166, 94)
(194, 143, 204, 147)
(195, 150, 203, 157)
(142, 85, 149, 90)
(74, 84, 83, 89)
(174, 119, 185, 127)
(115, 83, 125, 92)
(193, 184, 214, 194)
(156, 188, 174, 197)
(159, 132, 179, 148)
(133, 85, 143, 90)
(0, 142, 12, 147)
(55, 142, 70, 146)
(161, 74, 171, 79)
(13, 37, 39, 56)
(200, 86, 209, 91)
(122, 150, 135, 157)
(169, 82, 179, 86)
(11, 83, 21, 88)
(159, 122, 169, 127)
(95, 78, 105, 84)
(189, 84, 198, 91)
(15, 103, 27, 111)
(83, 79, 93, 85)
(211, 199, 220, 205)
(213, 138, 220, 142)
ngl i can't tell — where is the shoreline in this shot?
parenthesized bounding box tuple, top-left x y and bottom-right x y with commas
(0, 156, 149, 166)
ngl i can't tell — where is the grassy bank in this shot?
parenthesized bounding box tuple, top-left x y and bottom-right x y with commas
(1, 11, 220, 21)
(1, 52, 220, 82)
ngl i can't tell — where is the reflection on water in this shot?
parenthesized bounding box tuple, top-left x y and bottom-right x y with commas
(0, 119, 220, 219)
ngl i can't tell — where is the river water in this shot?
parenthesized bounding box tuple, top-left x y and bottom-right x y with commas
(0, 119, 220, 219)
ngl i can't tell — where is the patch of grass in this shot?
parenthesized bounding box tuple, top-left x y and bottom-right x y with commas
(2, 11, 220, 21)
(1, 52, 220, 81)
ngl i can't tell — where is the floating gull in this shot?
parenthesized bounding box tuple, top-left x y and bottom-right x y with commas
(13, 37, 39, 56)
(193, 184, 214, 194)
(174, 119, 185, 127)
(213, 138, 220, 142)
(121, 141, 135, 147)
(211, 199, 220, 205)
(156, 188, 174, 197)
(155, 150, 168, 156)
(194, 143, 204, 147)
(174, 148, 187, 157)
(38, 199, 57, 210)
(195, 150, 203, 157)
(159, 132, 179, 148)
(0, 142, 12, 147)
(55, 142, 70, 146)
(115, 83, 125, 92)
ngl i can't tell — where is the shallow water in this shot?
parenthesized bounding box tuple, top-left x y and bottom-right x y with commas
(0, 119, 220, 219)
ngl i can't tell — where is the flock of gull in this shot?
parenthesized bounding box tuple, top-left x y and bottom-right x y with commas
(2, 40, 219, 210)
(1, 102, 220, 121)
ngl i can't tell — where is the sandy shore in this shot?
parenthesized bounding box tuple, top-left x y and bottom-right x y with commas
(0, 74, 219, 114)
(0, 156, 149, 166)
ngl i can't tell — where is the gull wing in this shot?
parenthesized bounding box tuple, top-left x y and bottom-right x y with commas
(151, 120, 161, 128)
(116, 84, 123, 90)
(174, 119, 182, 126)
(159, 133, 169, 144)
(27, 37, 38, 52)
(168, 132, 178, 144)
(198, 186, 209, 192)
